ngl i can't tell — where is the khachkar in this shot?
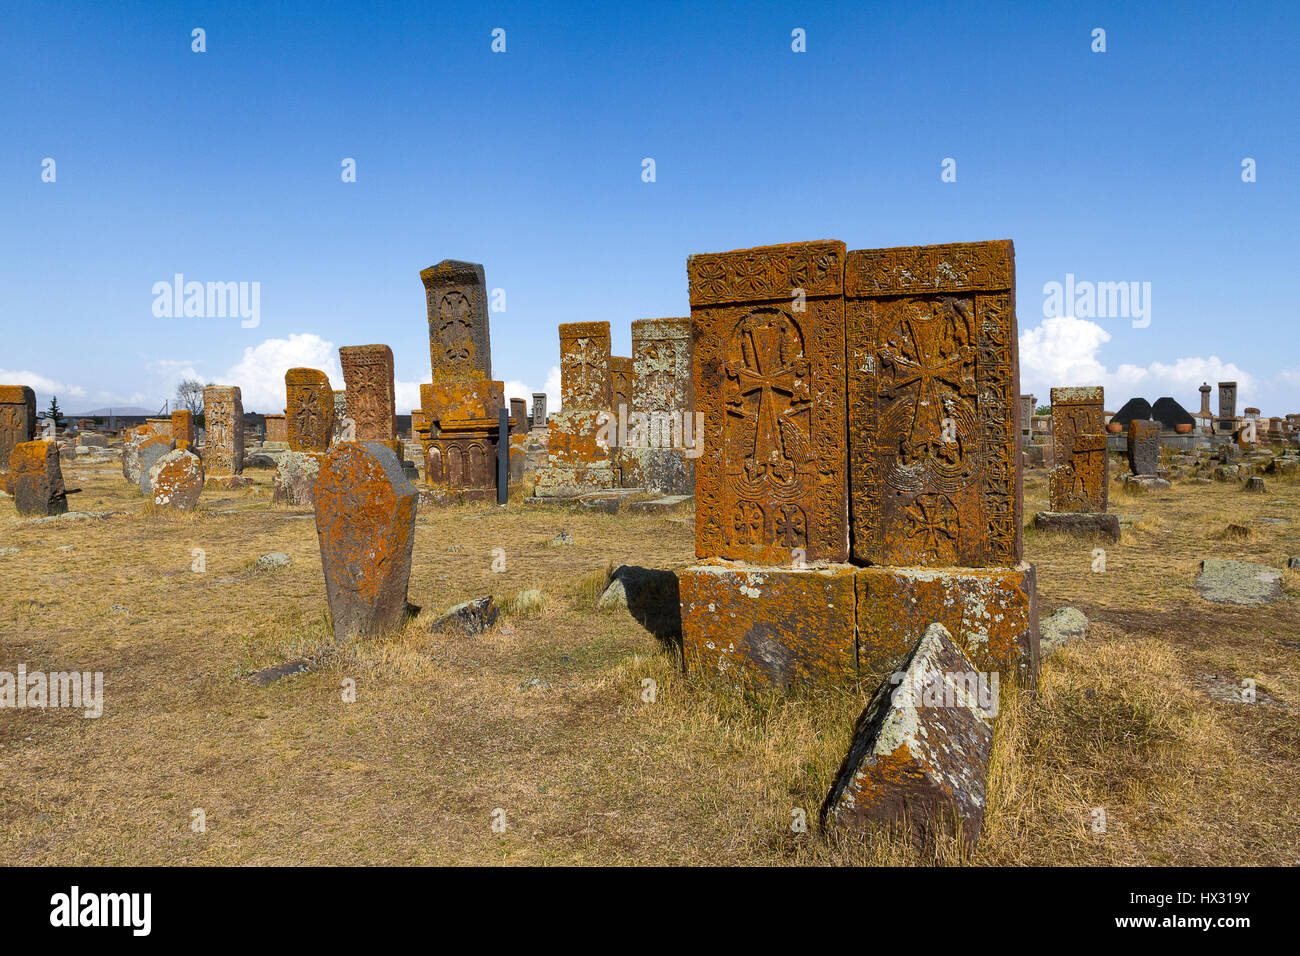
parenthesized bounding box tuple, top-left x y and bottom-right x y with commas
(415, 260, 506, 502)
(340, 346, 397, 444)
(1217, 381, 1237, 435)
(532, 321, 618, 497)
(679, 238, 1038, 694)
(0, 385, 38, 470)
(202, 385, 248, 488)
(615, 317, 695, 494)
(1033, 386, 1120, 541)
(285, 367, 335, 452)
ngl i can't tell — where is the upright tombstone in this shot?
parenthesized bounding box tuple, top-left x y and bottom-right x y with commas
(285, 367, 335, 453)
(1047, 387, 1108, 512)
(619, 316, 694, 494)
(171, 409, 196, 449)
(679, 240, 856, 690)
(0, 386, 38, 470)
(680, 238, 1038, 692)
(1019, 395, 1036, 439)
(1033, 386, 1119, 541)
(611, 356, 634, 412)
(6, 440, 67, 516)
(330, 391, 349, 444)
(531, 392, 548, 430)
(415, 260, 506, 502)
(150, 447, 204, 511)
(422, 259, 492, 382)
(1127, 419, 1161, 476)
(264, 413, 288, 448)
(846, 241, 1021, 569)
(314, 441, 419, 641)
(1197, 383, 1214, 432)
(508, 397, 527, 482)
(202, 386, 247, 488)
(1217, 382, 1237, 435)
(340, 347, 397, 444)
(533, 321, 618, 497)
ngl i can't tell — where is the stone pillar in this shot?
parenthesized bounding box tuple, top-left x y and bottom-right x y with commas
(1217, 381, 1237, 434)
(0, 386, 38, 469)
(618, 316, 694, 494)
(340, 346, 397, 443)
(532, 321, 617, 497)
(170, 409, 196, 449)
(285, 368, 335, 453)
(1033, 386, 1119, 540)
(202, 385, 247, 488)
(531, 392, 548, 430)
(611, 356, 633, 412)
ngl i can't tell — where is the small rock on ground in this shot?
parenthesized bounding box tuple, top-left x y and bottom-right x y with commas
(256, 552, 292, 571)
(549, 532, 574, 547)
(1040, 607, 1089, 656)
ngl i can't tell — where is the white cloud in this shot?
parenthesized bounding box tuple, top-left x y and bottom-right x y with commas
(1018, 316, 1254, 411)
(223, 333, 342, 413)
(0, 369, 87, 400)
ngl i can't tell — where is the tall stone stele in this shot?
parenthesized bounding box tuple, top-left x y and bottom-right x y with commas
(1217, 381, 1237, 435)
(202, 385, 248, 488)
(679, 238, 1038, 693)
(314, 440, 419, 641)
(0, 385, 38, 471)
(6, 439, 67, 516)
(615, 317, 695, 495)
(532, 321, 618, 497)
(1033, 386, 1119, 541)
(415, 260, 506, 501)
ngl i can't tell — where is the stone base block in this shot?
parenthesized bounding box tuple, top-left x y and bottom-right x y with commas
(856, 563, 1038, 685)
(616, 446, 693, 495)
(679, 562, 857, 691)
(1032, 511, 1121, 542)
(532, 463, 618, 498)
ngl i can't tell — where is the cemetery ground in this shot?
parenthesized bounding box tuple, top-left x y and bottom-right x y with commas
(1, 457, 1297, 867)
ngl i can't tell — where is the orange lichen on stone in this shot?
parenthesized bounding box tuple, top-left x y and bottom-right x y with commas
(8, 439, 67, 516)
(340, 345, 397, 441)
(1048, 386, 1108, 512)
(0, 385, 37, 468)
(285, 367, 334, 452)
(846, 240, 1020, 568)
(314, 441, 418, 641)
(856, 563, 1038, 684)
(202, 385, 244, 478)
(419, 381, 504, 423)
(559, 322, 613, 409)
(170, 409, 195, 449)
(421, 259, 492, 382)
(822, 622, 994, 849)
(688, 240, 848, 564)
(150, 447, 204, 510)
(678, 561, 857, 690)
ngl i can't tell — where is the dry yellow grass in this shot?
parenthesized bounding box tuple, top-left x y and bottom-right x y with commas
(0, 455, 1296, 865)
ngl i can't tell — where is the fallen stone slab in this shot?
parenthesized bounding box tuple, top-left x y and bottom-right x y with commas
(1032, 511, 1121, 542)
(255, 552, 292, 571)
(1194, 558, 1284, 606)
(627, 494, 693, 514)
(23, 510, 113, 525)
(821, 622, 996, 850)
(431, 595, 498, 635)
(249, 659, 314, 687)
(1040, 607, 1089, 655)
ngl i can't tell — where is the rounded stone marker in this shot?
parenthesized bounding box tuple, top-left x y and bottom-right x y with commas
(150, 447, 204, 511)
(314, 440, 419, 641)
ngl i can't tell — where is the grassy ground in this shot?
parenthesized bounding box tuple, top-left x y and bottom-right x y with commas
(0, 454, 1296, 865)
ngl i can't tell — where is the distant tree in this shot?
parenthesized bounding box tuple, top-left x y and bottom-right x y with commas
(46, 395, 63, 424)
(176, 379, 208, 416)
(1036, 405, 1051, 416)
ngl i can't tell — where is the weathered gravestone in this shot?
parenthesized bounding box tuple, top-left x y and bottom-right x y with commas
(150, 447, 204, 510)
(0, 386, 37, 470)
(340, 346, 397, 443)
(531, 392, 548, 430)
(611, 356, 633, 412)
(202, 385, 247, 487)
(263, 413, 288, 448)
(1127, 418, 1161, 476)
(273, 451, 323, 506)
(508, 397, 527, 483)
(170, 409, 195, 448)
(680, 238, 1038, 691)
(1217, 381, 1237, 434)
(330, 391, 348, 444)
(314, 441, 419, 641)
(7, 440, 67, 516)
(617, 316, 695, 495)
(821, 622, 995, 850)
(533, 322, 618, 497)
(1047, 387, 1109, 512)
(285, 367, 334, 452)
(415, 261, 506, 501)
(138, 435, 176, 495)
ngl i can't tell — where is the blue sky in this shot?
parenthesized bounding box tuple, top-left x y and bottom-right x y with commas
(3, 0, 1298, 416)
